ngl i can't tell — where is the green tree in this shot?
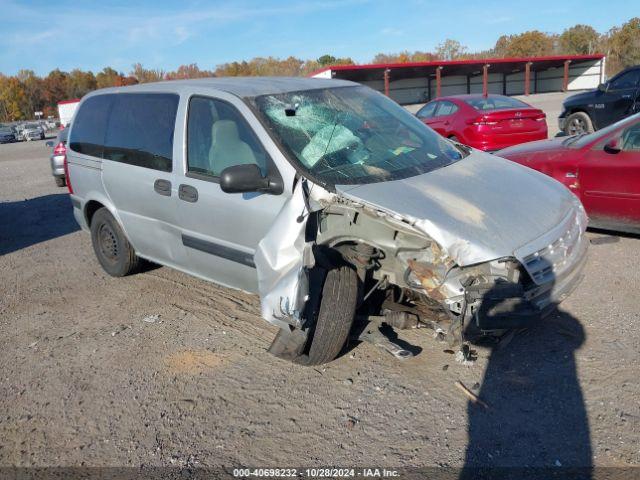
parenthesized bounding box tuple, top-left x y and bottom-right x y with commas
(131, 63, 165, 83)
(165, 64, 214, 80)
(96, 67, 124, 89)
(16, 69, 44, 119)
(559, 25, 600, 55)
(0, 76, 27, 121)
(494, 31, 555, 57)
(67, 69, 97, 98)
(606, 17, 640, 74)
(42, 69, 69, 110)
(435, 39, 468, 60)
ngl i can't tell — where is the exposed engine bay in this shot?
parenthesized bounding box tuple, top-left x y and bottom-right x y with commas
(255, 178, 589, 362)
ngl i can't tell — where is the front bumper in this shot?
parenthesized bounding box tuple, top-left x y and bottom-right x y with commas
(558, 110, 568, 132)
(471, 207, 589, 330)
(469, 245, 587, 330)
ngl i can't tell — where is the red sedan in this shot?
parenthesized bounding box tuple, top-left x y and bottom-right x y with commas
(416, 94, 547, 151)
(498, 114, 640, 234)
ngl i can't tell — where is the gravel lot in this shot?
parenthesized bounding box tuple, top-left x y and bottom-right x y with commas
(1, 139, 639, 473)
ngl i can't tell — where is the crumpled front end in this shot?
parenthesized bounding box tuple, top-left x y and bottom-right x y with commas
(254, 173, 589, 343)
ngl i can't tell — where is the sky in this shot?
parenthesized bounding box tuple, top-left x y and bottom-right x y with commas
(0, 0, 636, 76)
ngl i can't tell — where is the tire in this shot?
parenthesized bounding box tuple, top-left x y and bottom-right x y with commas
(90, 207, 140, 277)
(300, 264, 359, 365)
(564, 112, 593, 136)
(54, 176, 66, 187)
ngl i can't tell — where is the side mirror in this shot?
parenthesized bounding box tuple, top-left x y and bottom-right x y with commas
(604, 137, 622, 154)
(45, 141, 54, 147)
(219, 164, 282, 195)
(597, 83, 607, 92)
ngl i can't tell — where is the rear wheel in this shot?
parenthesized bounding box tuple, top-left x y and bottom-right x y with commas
(90, 207, 140, 277)
(54, 176, 66, 187)
(564, 112, 593, 136)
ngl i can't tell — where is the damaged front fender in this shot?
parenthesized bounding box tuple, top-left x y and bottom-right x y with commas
(254, 181, 314, 330)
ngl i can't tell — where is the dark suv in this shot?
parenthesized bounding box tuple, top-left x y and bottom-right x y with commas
(559, 66, 640, 135)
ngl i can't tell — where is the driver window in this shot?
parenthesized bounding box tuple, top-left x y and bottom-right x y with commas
(608, 70, 640, 91)
(187, 96, 268, 177)
(621, 123, 640, 152)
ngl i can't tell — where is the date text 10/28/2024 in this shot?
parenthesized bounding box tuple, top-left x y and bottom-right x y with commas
(233, 468, 400, 478)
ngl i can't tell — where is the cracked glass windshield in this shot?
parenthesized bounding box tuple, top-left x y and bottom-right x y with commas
(252, 85, 466, 186)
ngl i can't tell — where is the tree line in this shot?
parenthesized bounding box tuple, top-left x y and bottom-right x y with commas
(1, 18, 639, 122)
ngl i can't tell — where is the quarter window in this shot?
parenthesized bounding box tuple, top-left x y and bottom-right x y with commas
(187, 96, 268, 177)
(103, 93, 179, 172)
(69, 95, 112, 157)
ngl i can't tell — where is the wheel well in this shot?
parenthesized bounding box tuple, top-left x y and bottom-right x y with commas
(565, 109, 595, 129)
(567, 108, 590, 118)
(84, 200, 105, 227)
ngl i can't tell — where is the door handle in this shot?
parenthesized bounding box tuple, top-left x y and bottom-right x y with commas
(178, 184, 198, 203)
(154, 179, 172, 196)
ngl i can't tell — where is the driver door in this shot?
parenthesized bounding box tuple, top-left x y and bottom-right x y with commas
(578, 121, 640, 232)
(174, 94, 288, 293)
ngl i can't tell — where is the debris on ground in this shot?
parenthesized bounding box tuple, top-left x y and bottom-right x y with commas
(142, 314, 160, 324)
(589, 235, 619, 245)
(455, 380, 489, 410)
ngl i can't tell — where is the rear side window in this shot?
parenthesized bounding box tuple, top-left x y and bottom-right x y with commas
(104, 93, 179, 172)
(69, 95, 112, 157)
(416, 102, 437, 119)
(435, 101, 458, 117)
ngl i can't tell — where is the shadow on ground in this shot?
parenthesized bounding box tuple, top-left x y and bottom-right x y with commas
(460, 261, 592, 479)
(0, 194, 79, 256)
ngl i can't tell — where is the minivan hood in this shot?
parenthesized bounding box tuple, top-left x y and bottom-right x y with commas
(336, 151, 576, 266)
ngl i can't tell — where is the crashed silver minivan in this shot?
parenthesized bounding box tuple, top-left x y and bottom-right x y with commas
(67, 78, 588, 365)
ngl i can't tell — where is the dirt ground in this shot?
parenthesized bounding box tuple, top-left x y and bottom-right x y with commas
(1, 140, 639, 473)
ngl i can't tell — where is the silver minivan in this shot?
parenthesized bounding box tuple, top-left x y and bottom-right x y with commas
(67, 78, 588, 365)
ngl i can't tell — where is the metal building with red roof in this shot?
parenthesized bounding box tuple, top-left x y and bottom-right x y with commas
(310, 54, 606, 104)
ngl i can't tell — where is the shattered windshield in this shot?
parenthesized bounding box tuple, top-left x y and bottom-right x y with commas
(252, 86, 465, 186)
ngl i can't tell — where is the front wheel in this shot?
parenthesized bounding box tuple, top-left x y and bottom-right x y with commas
(90, 207, 140, 277)
(304, 265, 358, 365)
(54, 176, 66, 187)
(564, 112, 593, 136)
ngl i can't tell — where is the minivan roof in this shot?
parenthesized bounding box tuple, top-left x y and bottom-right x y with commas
(86, 77, 357, 99)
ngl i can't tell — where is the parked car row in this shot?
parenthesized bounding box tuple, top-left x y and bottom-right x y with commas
(0, 120, 60, 143)
(410, 67, 640, 235)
